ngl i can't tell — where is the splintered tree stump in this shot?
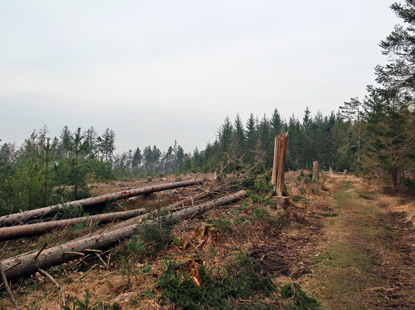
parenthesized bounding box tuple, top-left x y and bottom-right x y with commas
(313, 161, 318, 180)
(271, 133, 288, 196)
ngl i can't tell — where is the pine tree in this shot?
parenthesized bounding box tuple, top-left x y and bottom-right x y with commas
(132, 147, 143, 172)
(302, 107, 313, 169)
(84, 126, 99, 155)
(218, 116, 233, 156)
(271, 108, 282, 136)
(257, 115, 272, 167)
(360, 0, 415, 185)
(68, 128, 90, 199)
(245, 113, 257, 163)
(59, 126, 72, 158)
(100, 128, 116, 162)
(230, 114, 246, 158)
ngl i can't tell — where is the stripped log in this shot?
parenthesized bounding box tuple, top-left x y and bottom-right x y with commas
(0, 178, 205, 227)
(0, 190, 246, 284)
(107, 190, 212, 232)
(0, 208, 147, 241)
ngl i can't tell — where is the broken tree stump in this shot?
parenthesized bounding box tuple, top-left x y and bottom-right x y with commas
(313, 161, 318, 180)
(271, 133, 288, 196)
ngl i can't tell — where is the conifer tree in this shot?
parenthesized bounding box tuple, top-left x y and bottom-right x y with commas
(132, 147, 143, 172)
(230, 114, 246, 157)
(218, 116, 233, 156)
(245, 113, 257, 163)
(271, 108, 282, 136)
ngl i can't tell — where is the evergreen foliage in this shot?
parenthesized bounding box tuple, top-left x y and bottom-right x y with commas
(158, 254, 276, 309)
(280, 283, 320, 310)
(340, 0, 415, 187)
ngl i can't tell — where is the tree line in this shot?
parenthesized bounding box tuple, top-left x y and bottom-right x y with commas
(338, 0, 415, 188)
(0, 125, 190, 215)
(189, 109, 351, 174)
(1, 0, 414, 215)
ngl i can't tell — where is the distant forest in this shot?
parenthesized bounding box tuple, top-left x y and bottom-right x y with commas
(1, 0, 415, 214)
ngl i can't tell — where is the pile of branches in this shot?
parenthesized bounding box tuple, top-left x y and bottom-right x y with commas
(170, 154, 259, 211)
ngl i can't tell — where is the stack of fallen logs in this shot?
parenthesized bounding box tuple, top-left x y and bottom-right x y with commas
(0, 178, 246, 286)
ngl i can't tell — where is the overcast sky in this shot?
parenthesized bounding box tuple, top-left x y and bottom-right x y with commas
(0, 0, 399, 153)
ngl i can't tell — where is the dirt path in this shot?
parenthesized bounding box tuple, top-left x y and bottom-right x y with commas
(301, 175, 415, 309)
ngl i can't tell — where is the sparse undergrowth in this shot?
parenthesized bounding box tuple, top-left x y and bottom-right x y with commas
(157, 254, 277, 309)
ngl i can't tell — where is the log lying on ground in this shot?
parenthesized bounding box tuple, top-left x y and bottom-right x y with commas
(0, 190, 245, 284)
(0, 208, 148, 241)
(107, 191, 211, 232)
(0, 178, 206, 227)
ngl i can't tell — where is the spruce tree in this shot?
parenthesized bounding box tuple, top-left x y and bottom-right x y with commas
(245, 113, 257, 163)
(271, 108, 282, 136)
(361, 0, 415, 185)
(218, 116, 233, 156)
(230, 114, 246, 157)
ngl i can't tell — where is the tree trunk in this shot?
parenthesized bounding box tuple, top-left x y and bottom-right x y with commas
(0, 190, 246, 284)
(312, 161, 318, 180)
(0, 208, 148, 241)
(271, 136, 279, 185)
(392, 169, 398, 188)
(0, 178, 206, 227)
(275, 133, 288, 196)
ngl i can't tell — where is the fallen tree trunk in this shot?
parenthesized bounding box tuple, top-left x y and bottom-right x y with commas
(0, 190, 246, 284)
(107, 190, 211, 231)
(0, 178, 206, 227)
(0, 208, 148, 241)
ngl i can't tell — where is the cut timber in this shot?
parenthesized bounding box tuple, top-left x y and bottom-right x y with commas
(271, 133, 288, 196)
(0, 208, 147, 241)
(0, 178, 205, 227)
(0, 190, 246, 284)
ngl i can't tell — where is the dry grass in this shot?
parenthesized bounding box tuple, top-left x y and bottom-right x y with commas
(2, 172, 415, 309)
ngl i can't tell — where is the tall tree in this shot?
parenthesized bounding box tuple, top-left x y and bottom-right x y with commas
(245, 113, 257, 163)
(360, 0, 415, 186)
(271, 108, 282, 137)
(218, 116, 233, 156)
(230, 114, 246, 157)
(68, 128, 90, 199)
(59, 126, 72, 158)
(132, 147, 143, 172)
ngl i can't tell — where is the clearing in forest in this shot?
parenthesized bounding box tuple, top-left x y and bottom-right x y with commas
(1, 174, 414, 309)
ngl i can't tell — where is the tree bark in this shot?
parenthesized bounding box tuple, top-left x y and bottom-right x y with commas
(275, 133, 288, 196)
(0, 178, 206, 227)
(0, 190, 246, 284)
(312, 161, 318, 180)
(0, 208, 148, 241)
(271, 136, 279, 185)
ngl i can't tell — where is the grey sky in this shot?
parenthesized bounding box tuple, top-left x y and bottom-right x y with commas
(0, 0, 399, 153)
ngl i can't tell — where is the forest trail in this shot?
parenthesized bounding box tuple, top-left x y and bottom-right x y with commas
(301, 175, 415, 309)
